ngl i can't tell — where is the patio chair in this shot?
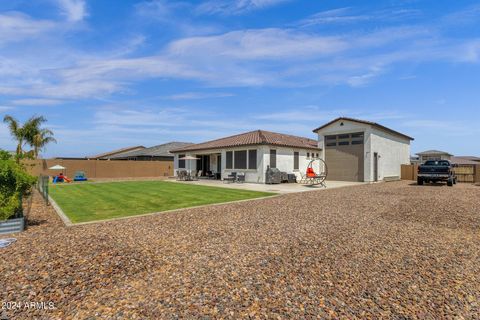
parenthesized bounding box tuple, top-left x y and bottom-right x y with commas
(206, 170, 216, 179)
(223, 172, 237, 183)
(188, 170, 196, 181)
(178, 170, 188, 181)
(236, 173, 245, 183)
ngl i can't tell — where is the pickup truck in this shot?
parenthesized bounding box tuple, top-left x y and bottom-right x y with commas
(417, 160, 457, 186)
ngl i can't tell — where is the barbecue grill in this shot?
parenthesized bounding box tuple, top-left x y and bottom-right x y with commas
(265, 166, 282, 184)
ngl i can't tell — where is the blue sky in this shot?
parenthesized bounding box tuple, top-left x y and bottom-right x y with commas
(0, 0, 479, 157)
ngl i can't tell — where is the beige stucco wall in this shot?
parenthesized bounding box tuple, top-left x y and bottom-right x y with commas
(315, 119, 411, 182)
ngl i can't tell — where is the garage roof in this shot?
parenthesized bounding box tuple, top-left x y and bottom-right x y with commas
(313, 117, 414, 141)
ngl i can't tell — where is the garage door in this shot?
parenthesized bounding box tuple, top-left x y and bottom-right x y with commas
(325, 133, 364, 182)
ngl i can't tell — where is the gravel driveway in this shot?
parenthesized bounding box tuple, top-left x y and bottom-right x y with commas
(1, 181, 479, 319)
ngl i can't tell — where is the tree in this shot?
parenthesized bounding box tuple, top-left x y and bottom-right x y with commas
(2, 115, 56, 160)
(32, 128, 57, 158)
(3, 115, 26, 161)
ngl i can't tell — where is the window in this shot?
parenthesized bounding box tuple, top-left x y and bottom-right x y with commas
(351, 133, 364, 138)
(270, 149, 277, 168)
(316, 153, 319, 158)
(234, 150, 247, 169)
(248, 150, 257, 169)
(178, 154, 185, 168)
(307, 152, 310, 158)
(351, 132, 364, 145)
(226, 151, 233, 169)
(326, 132, 364, 147)
(325, 135, 336, 141)
(325, 135, 337, 147)
(293, 152, 299, 170)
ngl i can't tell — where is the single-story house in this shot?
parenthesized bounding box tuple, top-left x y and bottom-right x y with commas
(108, 142, 193, 161)
(170, 130, 321, 183)
(88, 145, 146, 160)
(171, 117, 414, 183)
(450, 157, 480, 165)
(457, 156, 480, 163)
(313, 117, 414, 182)
(415, 150, 453, 163)
(412, 152, 480, 165)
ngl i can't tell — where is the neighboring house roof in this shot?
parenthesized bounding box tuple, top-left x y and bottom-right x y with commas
(312, 117, 414, 141)
(170, 130, 320, 153)
(416, 150, 453, 156)
(110, 142, 194, 159)
(450, 156, 480, 165)
(89, 145, 145, 159)
(455, 156, 480, 162)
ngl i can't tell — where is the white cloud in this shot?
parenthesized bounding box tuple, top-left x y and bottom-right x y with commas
(298, 7, 422, 27)
(457, 40, 480, 62)
(298, 7, 370, 27)
(0, 12, 55, 45)
(1, 7, 480, 101)
(347, 65, 385, 87)
(135, 0, 188, 21)
(167, 28, 347, 60)
(197, 0, 290, 15)
(168, 92, 234, 100)
(56, 0, 87, 22)
(402, 119, 479, 136)
(0, 106, 13, 112)
(442, 4, 480, 26)
(11, 98, 64, 106)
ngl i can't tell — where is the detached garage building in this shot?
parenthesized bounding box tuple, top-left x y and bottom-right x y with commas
(313, 117, 413, 182)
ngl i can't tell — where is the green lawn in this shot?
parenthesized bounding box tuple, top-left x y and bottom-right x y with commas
(49, 181, 275, 223)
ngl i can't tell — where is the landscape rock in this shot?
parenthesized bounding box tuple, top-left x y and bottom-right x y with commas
(0, 181, 479, 319)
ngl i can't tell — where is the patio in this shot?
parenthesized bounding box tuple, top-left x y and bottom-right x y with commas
(168, 178, 365, 194)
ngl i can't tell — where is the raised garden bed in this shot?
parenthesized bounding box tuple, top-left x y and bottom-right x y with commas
(0, 216, 25, 235)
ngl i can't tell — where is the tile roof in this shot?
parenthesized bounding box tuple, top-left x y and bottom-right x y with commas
(109, 142, 193, 159)
(170, 130, 320, 152)
(312, 117, 414, 141)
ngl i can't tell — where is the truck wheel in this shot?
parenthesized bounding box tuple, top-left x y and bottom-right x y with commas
(453, 178, 457, 184)
(417, 177, 424, 185)
(447, 179, 453, 187)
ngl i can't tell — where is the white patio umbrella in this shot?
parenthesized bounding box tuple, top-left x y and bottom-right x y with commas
(49, 164, 66, 176)
(178, 156, 200, 175)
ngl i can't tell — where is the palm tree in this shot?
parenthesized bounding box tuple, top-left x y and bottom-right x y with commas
(31, 128, 56, 158)
(3, 115, 26, 160)
(3, 114, 56, 160)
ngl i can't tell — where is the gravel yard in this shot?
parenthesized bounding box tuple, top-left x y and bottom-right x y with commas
(1, 181, 479, 319)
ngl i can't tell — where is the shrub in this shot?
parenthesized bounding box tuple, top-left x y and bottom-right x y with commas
(0, 149, 12, 160)
(0, 158, 37, 220)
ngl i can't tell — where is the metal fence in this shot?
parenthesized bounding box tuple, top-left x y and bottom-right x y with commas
(21, 191, 33, 224)
(37, 175, 49, 206)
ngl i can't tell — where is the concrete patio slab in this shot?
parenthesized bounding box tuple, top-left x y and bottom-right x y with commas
(166, 179, 366, 194)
